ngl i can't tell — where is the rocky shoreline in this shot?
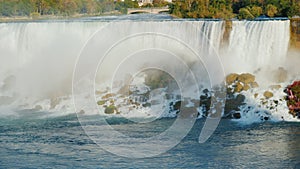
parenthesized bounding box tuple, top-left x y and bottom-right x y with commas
(94, 69, 299, 121)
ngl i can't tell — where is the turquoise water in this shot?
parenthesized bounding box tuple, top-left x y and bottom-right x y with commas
(1, 112, 299, 168)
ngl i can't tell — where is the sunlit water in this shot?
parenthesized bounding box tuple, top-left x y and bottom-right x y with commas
(0, 111, 299, 168)
(1, 14, 299, 168)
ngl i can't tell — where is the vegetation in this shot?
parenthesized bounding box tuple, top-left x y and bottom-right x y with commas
(0, 0, 139, 17)
(0, 0, 299, 19)
(169, 0, 300, 19)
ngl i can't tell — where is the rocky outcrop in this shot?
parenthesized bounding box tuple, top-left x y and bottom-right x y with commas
(263, 91, 274, 99)
(284, 80, 300, 118)
(95, 72, 298, 120)
(226, 73, 258, 93)
(105, 105, 117, 114)
(224, 73, 265, 119)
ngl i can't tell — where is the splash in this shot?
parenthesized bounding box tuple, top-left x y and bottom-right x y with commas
(0, 19, 298, 123)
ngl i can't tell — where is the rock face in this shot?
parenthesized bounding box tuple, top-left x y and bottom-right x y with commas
(263, 91, 274, 99)
(105, 105, 117, 114)
(226, 73, 258, 93)
(224, 94, 246, 114)
(237, 73, 255, 84)
(284, 80, 300, 118)
(167, 73, 257, 119)
(226, 73, 239, 84)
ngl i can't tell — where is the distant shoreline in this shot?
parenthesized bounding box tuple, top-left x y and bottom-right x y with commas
(1, 14, 296, 23)
(0, 13, 124, 23)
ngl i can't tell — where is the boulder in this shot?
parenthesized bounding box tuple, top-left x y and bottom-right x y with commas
(232, 112, 241, 119)
(243, 84, 251, 91)
(97, 100, 106, 105)
(237, 73, 255, 84)
(263, 91, 274, 99)
(101, 93, 115, 99)
(226, 73, 258, 93)
(234, 82, 244, 93)
(170, 100, 182, 113)
(250, 82, 259, 88)
(105, 105, 117, 114)
(226, 73, 239, 84)
(224, 94, 246, 114)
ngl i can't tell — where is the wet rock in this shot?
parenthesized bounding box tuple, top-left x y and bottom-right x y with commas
(199, 91, 212, 116)
(261, 116, 269, 121)
(226, 73, 258, 93)
(243, 84, 251, 91)
(269, 85, 281, 90)
(95, 90, 108, 95)
(226, 73, 239, 84)
(97, 100, 106, 105)
(224, 94, 246, 114)
(105, 105, 117, 114)
(101, 93, 115, 99)
(232, 112, 241, 119)
(250, 82, 259, 88)
(263, 91, 274, 99)
(234, 82, 244, 93)
(142, 102, 151, 107)
(237, 73, 255, 84)
(169, 100, 181, 113)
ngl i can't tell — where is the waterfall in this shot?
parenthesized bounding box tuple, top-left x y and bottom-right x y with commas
(0, 22, 105, 103)
(223, 20, 290, 73)
(0, 19, 292, 116)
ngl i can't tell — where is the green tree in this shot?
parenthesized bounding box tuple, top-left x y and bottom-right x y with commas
(115, 0, 138, 14)
(238, 7, 254, 19)
(16, 0, 34, 16)
(0, 0, 15, 16)
(266, 4, 278, 17)
(153, 0, 168, 7)
(249, 5, 263, 17)
(288, 2, 300, 17)
(61, 0, 78, 15)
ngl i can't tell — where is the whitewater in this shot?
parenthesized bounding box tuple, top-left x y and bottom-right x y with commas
(0, 16, 299, 124)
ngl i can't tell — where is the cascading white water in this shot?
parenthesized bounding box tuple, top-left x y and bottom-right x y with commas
(0, 19, 297, 122)
(223, 20, 290, 74)
(0, 20, 224, 112)
(224, 20, 300, 123)
(0, 22, 105, 108)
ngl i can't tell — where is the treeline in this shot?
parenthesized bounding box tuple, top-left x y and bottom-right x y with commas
(169, 0, 300, 19)
(0, 0, 140, 17)
(1, 0, 300, 19)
